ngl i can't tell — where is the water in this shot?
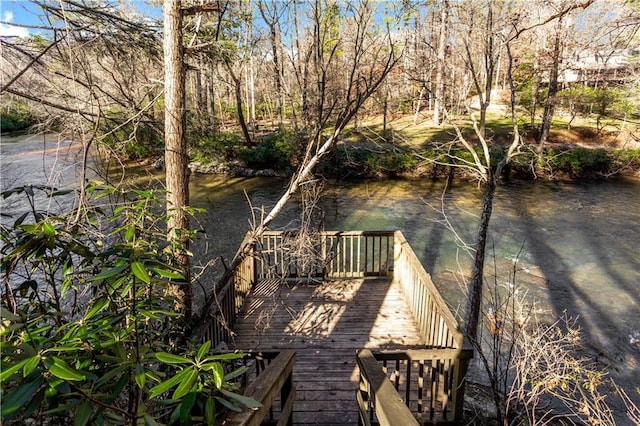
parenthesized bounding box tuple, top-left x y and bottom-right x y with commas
(189, 174, 640, 414)
(0, 134, 88, 219)
(2, 135, 639, 414)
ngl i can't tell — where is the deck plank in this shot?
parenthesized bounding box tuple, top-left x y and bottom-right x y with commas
(231, 277, 425, 426)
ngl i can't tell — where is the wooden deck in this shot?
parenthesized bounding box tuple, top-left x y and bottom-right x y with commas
(230, 277, 425, 425)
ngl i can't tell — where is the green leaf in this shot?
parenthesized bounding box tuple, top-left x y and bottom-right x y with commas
(143, 414, 160, 426)
(155, 352, 191, 365)
(219, 389, 262, 410)
(23, 356, 40, 377)
(94, 365, 127, 388)
(43, 344, 83, 354)
(149, 367, 194, 399)
(52, 189, 73, 196)
(135, 363, 146, 389)
(224, 365, 249, 381)
(138, 310, 160, 320)
(204, 353, 246, 362)
(0, 309, 22, 322)
(131, 261, 150, 284)
(68, 242, 93, 258)
(47, 357, 85, 381)
(74, 401, 92, 426)
(12, 211, 29, 227)
(133, 189, 154, 199)
(118, 281, 133, 298)
(16, 279, 37, 296)
(42, 221, 56, 236)
(196, 341, 211, 362)
(215, 396, 241, 413)
(211, 362, 223, 389)
(0, 358, 30, 382)
(84, 298, 109, 320)
(172, 367, 198, 400)
(179, 392, 196, 424)
(205, 395, 216, 425)
(150, 267, 184, 280)
(108, 276, 127, 294)
(169, 405, 181, 424)
(1, 377, 43, 417)
(22, 387, 45, 418)
(87, 264, 127, 282)
(109, 374, 129, 404)
(124, 225, 135, 242)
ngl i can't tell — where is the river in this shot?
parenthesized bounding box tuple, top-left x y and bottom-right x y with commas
(2, 135, 639, 417)
(188, 174, 640, 386)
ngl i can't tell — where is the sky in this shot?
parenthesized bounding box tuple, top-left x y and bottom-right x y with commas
(0, 0, 161, 38)
(0, 1, 34, 37)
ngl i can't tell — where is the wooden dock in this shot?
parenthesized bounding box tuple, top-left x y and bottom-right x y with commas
(231, 277, 425, 425)
(204, 231, 471, 425)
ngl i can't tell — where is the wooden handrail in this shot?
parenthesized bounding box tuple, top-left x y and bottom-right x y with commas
(227, 350, 296, 426)
(393, 231, 466, 349)
(357, 349, 419, 426)
(359, 348, 473, 424)
(201, 249, 255, 347)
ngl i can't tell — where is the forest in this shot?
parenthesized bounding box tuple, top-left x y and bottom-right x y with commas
(1, 0, 640, 425)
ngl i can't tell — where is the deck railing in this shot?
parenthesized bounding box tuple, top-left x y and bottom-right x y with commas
(393, 231, 465, 349)
(227, 350, 296, 426)
(201, 230, 471, 424)
(255, 231, 395, 279)
(357, 349, 419, 426)
(357, 348, 473, 424)
(201, 251, 254, 347)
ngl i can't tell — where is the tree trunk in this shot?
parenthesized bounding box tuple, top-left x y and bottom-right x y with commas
(206, 73, 217, 129)
(226, 61, 253, 146)
(195, 64, 206, 124)
(465, 173, 496, 343)
(163, 0, 192, 319)
(537, 17, 563, 152)
(530, 54, 540, 126)
(433, 0, 449, 125)
(258, 0, 284, 124)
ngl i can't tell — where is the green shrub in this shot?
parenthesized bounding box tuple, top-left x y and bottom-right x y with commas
(1, 105, 38, 133)
(99, 111, 162, 159)
(611, 148, 640, 172)
(192, 132, 242, 163)
(551, 148, 609, 176)
(379, 152, 418, 173)
(239, 129, 297, 170)
(0, 184, 258, 425)
(557, 86, 598, 115)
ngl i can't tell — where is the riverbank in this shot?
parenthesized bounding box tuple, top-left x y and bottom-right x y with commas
(12, 113, 639, 182)
(182, 114, 640, 181)
(180, 141, 640, 182)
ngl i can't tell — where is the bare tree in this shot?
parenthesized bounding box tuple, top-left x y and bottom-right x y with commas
(257, 0, 287, 125)
(196, 0, 402, 323)
(453, 0, 598, 344)
(433, 0, 450, 125)
(514, 0, 596, 150)
(453, 0, 518, 138)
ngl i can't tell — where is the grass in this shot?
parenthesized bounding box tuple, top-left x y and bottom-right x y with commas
(341, 109, 639, 151)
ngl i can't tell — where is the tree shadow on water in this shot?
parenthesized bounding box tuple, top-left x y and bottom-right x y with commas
(518, 203, 640, 416)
